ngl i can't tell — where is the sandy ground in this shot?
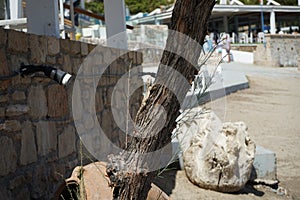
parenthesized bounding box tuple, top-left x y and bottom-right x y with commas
(154, 66, 300, 199)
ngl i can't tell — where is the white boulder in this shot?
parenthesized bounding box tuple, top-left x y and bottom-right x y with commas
(176, 109, 255, 192)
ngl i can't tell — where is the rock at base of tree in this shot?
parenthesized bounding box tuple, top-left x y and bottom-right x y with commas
(177, 109, 255, 192)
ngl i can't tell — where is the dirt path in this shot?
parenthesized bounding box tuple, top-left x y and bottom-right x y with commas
(218, 75, 300, 199)
(155, 72, 300, 200)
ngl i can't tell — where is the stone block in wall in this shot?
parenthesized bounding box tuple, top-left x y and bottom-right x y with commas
(11, 91, 26, 101)
(60, 39, 70, 53)
(0, 120, 21, 132)
(0, 94, 8, 103)
(57, 54, 64, 65)
(0, 79, 10, 92)
(69, 40, 81, 55)
(85, 49, 105, 69)
(9, 175, 26, 190)
(128, 51, 134, 59)
(0, 123, 5, 130)
(29, 34, 47, 64)
(98, 87, 108, 107)
(111, 88, 126, 110)
(0, 188, 12, 199)
(98, 76, 108, 87)
(133, 51, 143, 65)
(46, 56, 56, 65)
(0, 136, 17, 176)
(103, 48, 113, 64)
(71, 85, 83, 122)
(71, 57, 84, 74)
(108, 76, 119, 86)
(20, 121, 37, 165)
(7, 30, 28, 53)
(95, 89, 104, 113)
(100, 109, 113, 134)
(88, 43, 96, 53)
(107, 61, 122, 76)
(0, 28, 7, 46)
(5, 104, 29, 117)
(106, 87, 114, 106)
(11, 185, 30, 200)
(0, 48, 9, 76)
(47, 36, 60, 56)
(82, 112, 95, 130)
(28, 85, 47, 119)
(81, 92, 94, 114)
(81, 42, 89, 56)
(31, 165, 48, 199)
(11, 76, 31, 88)
(50, 163, 66, 182)
(0, 107, 4, 118)
(9, 54, 29, 73)
(58, 125, 76, 158)
(36, 121, 57, 156)
(47, 84, 69, 118)
(62, 54, 72, 73)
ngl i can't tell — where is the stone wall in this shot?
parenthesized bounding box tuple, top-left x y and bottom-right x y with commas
(0, 28, 143, 199)
(231, 44, 257, 52)
(128, 25, 168, 65)
(81, 25, 168, 65)
(254, 34, 300, 68)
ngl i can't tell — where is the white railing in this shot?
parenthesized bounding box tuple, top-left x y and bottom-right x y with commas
(0, 18, 26, 27)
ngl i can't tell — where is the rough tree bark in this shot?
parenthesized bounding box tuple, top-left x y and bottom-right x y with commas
(107, 0, 216, 199)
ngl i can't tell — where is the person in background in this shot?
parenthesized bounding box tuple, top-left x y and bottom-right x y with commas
(213, 30, 219, 47)
(224, 34, 231, 63)
(204, 32, 213, 53)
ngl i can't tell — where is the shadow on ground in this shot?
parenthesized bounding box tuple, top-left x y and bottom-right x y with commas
(153, 161, 265, 198)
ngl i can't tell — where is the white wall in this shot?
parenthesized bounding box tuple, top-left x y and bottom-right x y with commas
(223, 50, 254, 64)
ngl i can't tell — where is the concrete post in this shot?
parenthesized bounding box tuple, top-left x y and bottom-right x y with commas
(270, 11, 276, 34)
(27, 0, 60, 38)
(103, 0, 127, 49)
(9, 0, 21, 19)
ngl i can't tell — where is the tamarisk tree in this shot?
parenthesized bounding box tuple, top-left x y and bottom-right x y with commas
(107, 0, 216, 199)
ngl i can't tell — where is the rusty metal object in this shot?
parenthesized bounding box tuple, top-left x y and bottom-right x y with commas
(55, 162, 170, 200)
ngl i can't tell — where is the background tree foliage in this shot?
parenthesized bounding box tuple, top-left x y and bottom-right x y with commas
(85, 1, 105, 15)
(125, 0, 175, 14)
(85, 0, 297, 15)
(85, 0, 175, 15)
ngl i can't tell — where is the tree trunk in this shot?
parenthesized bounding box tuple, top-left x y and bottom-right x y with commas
(107, 0, 215, 199)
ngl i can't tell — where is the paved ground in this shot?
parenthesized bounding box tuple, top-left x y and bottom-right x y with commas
(154, 62, 300, 200)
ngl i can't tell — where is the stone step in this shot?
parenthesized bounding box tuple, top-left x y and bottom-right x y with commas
(171, 141, 277, 185)
(251, 145, 278, 185)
